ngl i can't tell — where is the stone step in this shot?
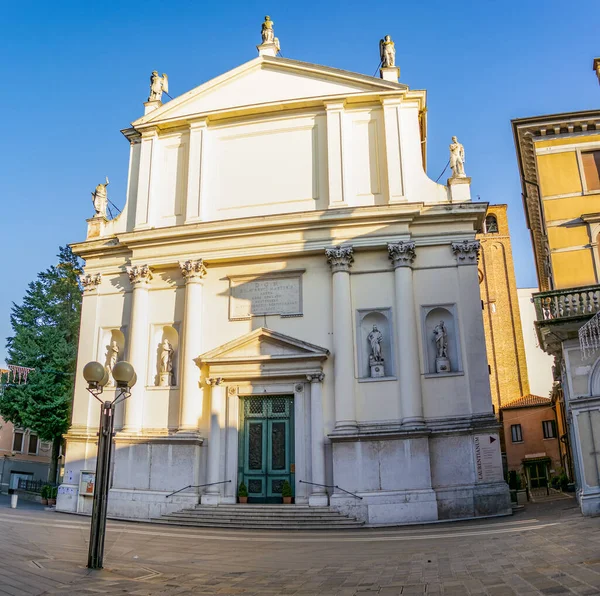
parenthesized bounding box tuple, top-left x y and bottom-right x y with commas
(151, 518, 364, 530)
(160, 514, 361, 524)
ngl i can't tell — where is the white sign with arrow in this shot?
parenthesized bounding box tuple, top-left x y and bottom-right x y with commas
(474, 434, 503, 482)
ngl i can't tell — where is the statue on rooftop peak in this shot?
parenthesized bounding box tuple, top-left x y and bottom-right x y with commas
(149, 71, 168, 102)
(380, 35, 396, 68)
(449, 136, 467, 178)
(91, 177, 109, 218)
(261, 15, 275, 44)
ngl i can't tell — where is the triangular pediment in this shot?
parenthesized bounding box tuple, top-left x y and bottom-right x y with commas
(134, 56, 407, 126)
(197, 327, 329, 364)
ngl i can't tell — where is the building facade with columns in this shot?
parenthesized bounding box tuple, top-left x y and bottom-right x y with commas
(57, 27, 510, 524)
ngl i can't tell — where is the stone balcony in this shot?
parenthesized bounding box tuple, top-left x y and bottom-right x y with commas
(532, 284, 600, 354)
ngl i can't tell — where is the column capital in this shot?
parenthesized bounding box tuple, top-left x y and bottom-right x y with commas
(206, 377, 223, 386)
(325, 245, 354, 273)
(127, 264, 153, 287)
(307, 373, 325, 383)
(179, 259, 207, 282)
(80, 273, 102, 294)
(451, 240, 481, 265)
(388, 241, 416, 268)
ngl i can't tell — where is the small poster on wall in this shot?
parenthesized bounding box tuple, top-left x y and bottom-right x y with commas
(79, 471, 96, 496)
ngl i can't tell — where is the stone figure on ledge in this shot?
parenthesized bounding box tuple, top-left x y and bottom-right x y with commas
(261, 15, 275, 43)
(149, 71, 168, 102)
(107, 339, 119, 385)
(449, 136, 466, 179)
(367, 325, 385, 378)
(159, 339, 174, 386)
(91, 177, 109, 218)
(380, 35, 396, 68)
(433, 321, 450, 373)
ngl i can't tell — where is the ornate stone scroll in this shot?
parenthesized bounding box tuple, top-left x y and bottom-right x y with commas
(388, 241, 416, 268)
(325, 246, 354, 273)
(451, 240, 481, 264)
(81, 273, 102, 293)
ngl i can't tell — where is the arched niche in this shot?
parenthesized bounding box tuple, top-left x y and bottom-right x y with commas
(356, 308, 394, 380)
(150, 324, 179, 387)
(97, 328, 126, 387)
(485, 215, 499, 234)
(422, 305, 461, 375)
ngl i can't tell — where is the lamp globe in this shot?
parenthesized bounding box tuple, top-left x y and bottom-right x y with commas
(112, 361, 136, 387)
(83, 362, 106, 385)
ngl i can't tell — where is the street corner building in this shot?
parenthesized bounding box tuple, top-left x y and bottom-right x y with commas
(57, 23, 511, 525)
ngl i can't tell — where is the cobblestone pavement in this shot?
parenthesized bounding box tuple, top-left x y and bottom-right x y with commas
(0, 497, 599, 596)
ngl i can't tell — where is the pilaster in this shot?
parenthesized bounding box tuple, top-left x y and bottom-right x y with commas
(381, 97, 405, 203)
(202, 377, 225, 504)
(134, 129, 158, 230)
(178, 259, 207, 431)
(123, 265, 153, 432)
(388, 242, 424, 426)
(185, 120, 207, 223)
(307, 373, 328, 506)
(324, 101, 347, 207)
(325, 246, 356, 432)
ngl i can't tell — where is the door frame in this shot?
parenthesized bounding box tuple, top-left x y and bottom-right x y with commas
(222, 381, 310, 505)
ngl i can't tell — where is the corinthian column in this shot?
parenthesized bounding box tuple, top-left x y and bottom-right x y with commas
(123, 265, 152, 432)
(325, 246, 356, 432)
(307, 373, 328, 506)
(202, 377, 225, 505)
(178, 259, 207, 431)
(388, 242, 424, 426)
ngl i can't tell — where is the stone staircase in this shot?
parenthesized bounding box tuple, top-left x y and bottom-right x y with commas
(153, 504, 364, 530)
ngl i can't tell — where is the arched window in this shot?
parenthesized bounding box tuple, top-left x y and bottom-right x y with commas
(485, 215, 499, 234)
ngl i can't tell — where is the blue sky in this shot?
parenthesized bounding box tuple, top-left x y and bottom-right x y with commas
(1, 0, 599, 366)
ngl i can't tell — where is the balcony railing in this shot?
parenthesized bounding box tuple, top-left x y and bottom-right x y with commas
(533, 284, 600, 322)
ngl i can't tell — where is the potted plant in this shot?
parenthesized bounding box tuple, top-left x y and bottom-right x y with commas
(40, 485, 49, 506)
(48, 486, 58, 506)
(281, 480, 292, 504)
(238, 482, 248, 504)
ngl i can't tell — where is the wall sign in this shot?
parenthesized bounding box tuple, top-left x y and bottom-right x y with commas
(228, 270, 304, 320)
(473, 434, 503, 482)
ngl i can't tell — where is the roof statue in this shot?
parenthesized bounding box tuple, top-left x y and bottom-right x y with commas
(449, 136, 466, 178)
(380, 35, 396, 68)
(594, 58, 600, 86)
(91, 177, 109, 218)
(258, 15, 280, 56)
(149, 71, 169, 102)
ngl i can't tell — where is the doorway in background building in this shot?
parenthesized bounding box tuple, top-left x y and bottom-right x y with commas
(238, 395, 294, 503)
(525, 460, 549, 489)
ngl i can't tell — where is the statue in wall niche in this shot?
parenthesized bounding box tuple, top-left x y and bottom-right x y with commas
(149, 71, 168, 102)
(261, 15, 275, 44)
(433, 321, 451, 373)
(367, 325, 385, 378)
(159, 339, 174, 387)
(91, 177, 109, 218)
(107, 339, 119, 385)
(380, 35, 396, 68)
(449, 136, 466, 179)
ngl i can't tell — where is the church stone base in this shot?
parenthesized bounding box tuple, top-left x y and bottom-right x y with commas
(308, 493, 329, 507)
(578, 489, 600, 516)
(331, 489, 438, 525)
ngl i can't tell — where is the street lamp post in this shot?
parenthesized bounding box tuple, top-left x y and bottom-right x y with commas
(83, 360, 136, 570)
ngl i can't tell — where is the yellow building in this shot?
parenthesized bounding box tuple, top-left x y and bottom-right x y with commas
(513, 103, 600, 515)
(477, 205, 530, 414)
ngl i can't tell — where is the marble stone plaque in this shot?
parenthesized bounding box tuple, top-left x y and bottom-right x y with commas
(229, 271, 303, 319)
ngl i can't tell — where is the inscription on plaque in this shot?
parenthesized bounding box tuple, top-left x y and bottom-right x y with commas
(229, 271, 303, 319)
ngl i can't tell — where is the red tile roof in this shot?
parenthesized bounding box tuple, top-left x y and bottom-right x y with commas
(500, 394, 552, 410)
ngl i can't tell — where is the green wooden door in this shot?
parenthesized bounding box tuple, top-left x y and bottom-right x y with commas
(239, 396, 294, 503)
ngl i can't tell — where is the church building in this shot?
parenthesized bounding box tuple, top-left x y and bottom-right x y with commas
(57, 19, 510, 525)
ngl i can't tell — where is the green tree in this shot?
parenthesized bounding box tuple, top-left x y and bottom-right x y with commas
(1, 246, 82, 483)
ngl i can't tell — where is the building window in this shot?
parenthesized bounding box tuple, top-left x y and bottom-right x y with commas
(542, 420, 557, 439)
(582, 150, 600, 192)
(28, 434, 39, 455)
(511, 424, 523, 443)
(485, 215, 499, 234)
(12, 430, 24, 453)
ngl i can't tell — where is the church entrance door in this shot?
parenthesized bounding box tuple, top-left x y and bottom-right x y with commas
(238, 395, 295, 503)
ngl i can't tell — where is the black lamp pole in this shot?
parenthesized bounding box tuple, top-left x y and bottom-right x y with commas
(83, 361, 135, 570)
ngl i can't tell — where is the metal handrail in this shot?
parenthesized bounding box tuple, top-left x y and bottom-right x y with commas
(299, 480, 363, 500)
(165, 480, 231, 499)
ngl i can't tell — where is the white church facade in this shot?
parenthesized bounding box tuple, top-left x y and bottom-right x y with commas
(57, 21, 510, 525)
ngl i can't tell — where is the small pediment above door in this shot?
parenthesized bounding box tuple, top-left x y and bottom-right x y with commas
(198, 327, 329, 363)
